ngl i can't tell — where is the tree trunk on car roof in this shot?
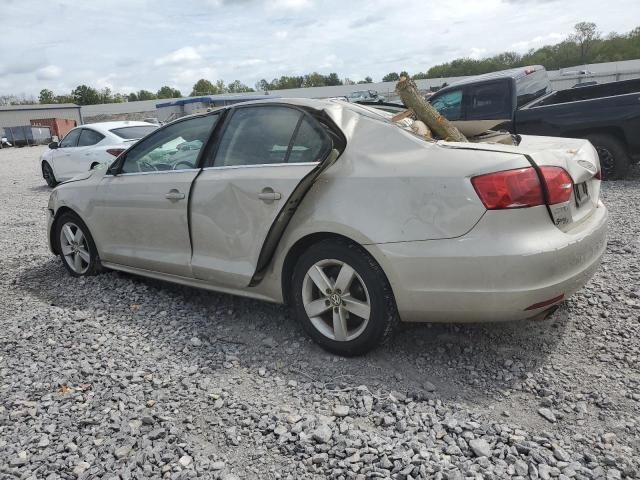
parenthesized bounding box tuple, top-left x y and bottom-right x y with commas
(395, 77, 468, 142)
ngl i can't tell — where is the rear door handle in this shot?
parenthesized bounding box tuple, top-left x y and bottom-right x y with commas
(258, 188, 282, 203)
(165, 190, 185, 201)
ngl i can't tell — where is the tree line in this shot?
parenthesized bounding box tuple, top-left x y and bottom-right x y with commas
(412, 22, 640, 79)
(1, 21, 637, 107)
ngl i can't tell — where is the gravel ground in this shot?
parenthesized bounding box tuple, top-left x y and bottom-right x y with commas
(1, 146, 639, 480)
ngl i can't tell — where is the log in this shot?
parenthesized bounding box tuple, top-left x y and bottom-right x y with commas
(395, 77, 467, 142)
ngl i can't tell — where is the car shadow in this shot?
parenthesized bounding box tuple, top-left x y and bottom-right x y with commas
(18, 258, 568, 411)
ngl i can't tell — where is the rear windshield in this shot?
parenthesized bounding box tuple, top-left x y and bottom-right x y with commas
(110, 125, 158, 139)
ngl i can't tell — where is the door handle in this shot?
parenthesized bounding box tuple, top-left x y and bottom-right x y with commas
(165, 190, 185, 201)
(258, 188, 282, 203)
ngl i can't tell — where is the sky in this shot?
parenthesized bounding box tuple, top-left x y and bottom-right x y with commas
(1, 0, 638, 98)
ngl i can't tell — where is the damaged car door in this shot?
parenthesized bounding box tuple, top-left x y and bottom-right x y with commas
(91, 114, 220, 276)
(190, 105, 336, 288)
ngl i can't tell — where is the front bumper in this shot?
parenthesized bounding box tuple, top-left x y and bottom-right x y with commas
(366, 203, 607, 323)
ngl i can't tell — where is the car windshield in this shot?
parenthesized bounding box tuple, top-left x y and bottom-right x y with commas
(110, 125, 158, 139)
(348, 91, 367, 98)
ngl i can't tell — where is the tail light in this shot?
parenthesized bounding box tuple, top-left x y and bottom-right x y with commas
(106, 148, 126, 157)
(539, 166, 573, 204)
(471, 167, 543, 209)
(472, 166, 573, 209)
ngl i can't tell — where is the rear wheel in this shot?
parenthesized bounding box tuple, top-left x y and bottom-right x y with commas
(55, 212, 101, 277)
(290, 239, 398, 356)
(585, 134, 630, 180)
(42, 162, 57, 188)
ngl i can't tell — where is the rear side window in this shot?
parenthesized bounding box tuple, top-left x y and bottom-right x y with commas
(289, 116, 331, 163)
(77, 129, 105, 147)
(59, 129, 81, 148)
(214, 106, 303, 167)
(430, 90, 463, 120)
(467, 83, 511, 120)
(110, 125, 158, 139)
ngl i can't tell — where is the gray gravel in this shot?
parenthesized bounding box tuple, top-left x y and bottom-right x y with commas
(1, 146, 639, 479)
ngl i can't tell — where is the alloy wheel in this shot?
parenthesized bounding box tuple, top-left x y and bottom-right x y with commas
(59, 222, 91, 274)
(301, 259, 371, 342)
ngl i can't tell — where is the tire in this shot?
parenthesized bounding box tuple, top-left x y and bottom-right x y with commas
(42, 161, 58, 188)
(54, 212, 102, 277)
(585, 134, 630, 180)
(290, 239, 398, 356)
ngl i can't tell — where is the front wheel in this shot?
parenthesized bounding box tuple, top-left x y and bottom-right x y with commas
(585, 134, 630, 180)
(42, 162, 58, 188)
(55, 212, 101, 277)
(290, 239, 398, 356)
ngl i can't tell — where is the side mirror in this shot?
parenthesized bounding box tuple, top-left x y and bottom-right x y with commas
(107, 156, 124, 175)
(48, 141, 59, 149)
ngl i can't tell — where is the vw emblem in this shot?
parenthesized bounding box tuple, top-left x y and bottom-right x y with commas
(329, 293, 342, 306)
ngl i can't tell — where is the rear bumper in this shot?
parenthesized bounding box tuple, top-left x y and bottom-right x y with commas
(366, 203, 607, 323)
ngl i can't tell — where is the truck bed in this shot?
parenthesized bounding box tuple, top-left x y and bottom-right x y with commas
(529, 78, 640, 107)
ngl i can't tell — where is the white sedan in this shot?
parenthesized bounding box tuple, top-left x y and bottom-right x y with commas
(40, 121, 158, 187)
(46, 99, 607, 355)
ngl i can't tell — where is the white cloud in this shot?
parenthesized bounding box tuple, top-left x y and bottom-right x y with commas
(468, 48, 487, 60)
(1, 0, 639, 96)
(271, 0, 311, 10)
(35, 65, 62, 80)
(154, 47, 202, 67)
(511, 33, 564, 52)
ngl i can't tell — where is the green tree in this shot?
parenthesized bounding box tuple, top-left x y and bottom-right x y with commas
(382, 72, 400, 82)
(127, 92, 138, 102)
(325, 72, 342, 86)
(72, 85, 101, 105)
(570, 21, 600, 63)
(137, 90, 157, 101)
(100, 87, 113, 104)
(157, 86, 182, 99)
(54, 94, 74, 104)
(191, 78, 218, 96)
(39, 89, 55, 104)
(303, 72, 327, 87)
(255, 79, 270, 91)
(227, 80, 254, 93)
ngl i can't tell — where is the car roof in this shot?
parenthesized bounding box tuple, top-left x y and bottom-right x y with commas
(436, 65, 546, 92)
(80, 121, 157, 133)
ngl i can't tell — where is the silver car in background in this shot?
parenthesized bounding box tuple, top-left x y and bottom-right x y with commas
(46, 99, 607, 355)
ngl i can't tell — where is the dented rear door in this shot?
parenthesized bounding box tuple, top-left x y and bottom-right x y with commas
(189, 105, 337, 288)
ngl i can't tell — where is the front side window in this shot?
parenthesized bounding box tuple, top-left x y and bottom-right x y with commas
(430, 89, 463, 120)
(213, 106, 305, 167)
(59, 129, 81, 148)
(77, 129, 105, 147)
(120, 114, 219, 174)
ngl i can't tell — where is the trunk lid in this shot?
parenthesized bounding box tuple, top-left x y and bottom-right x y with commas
(441, 135, 601, 230)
